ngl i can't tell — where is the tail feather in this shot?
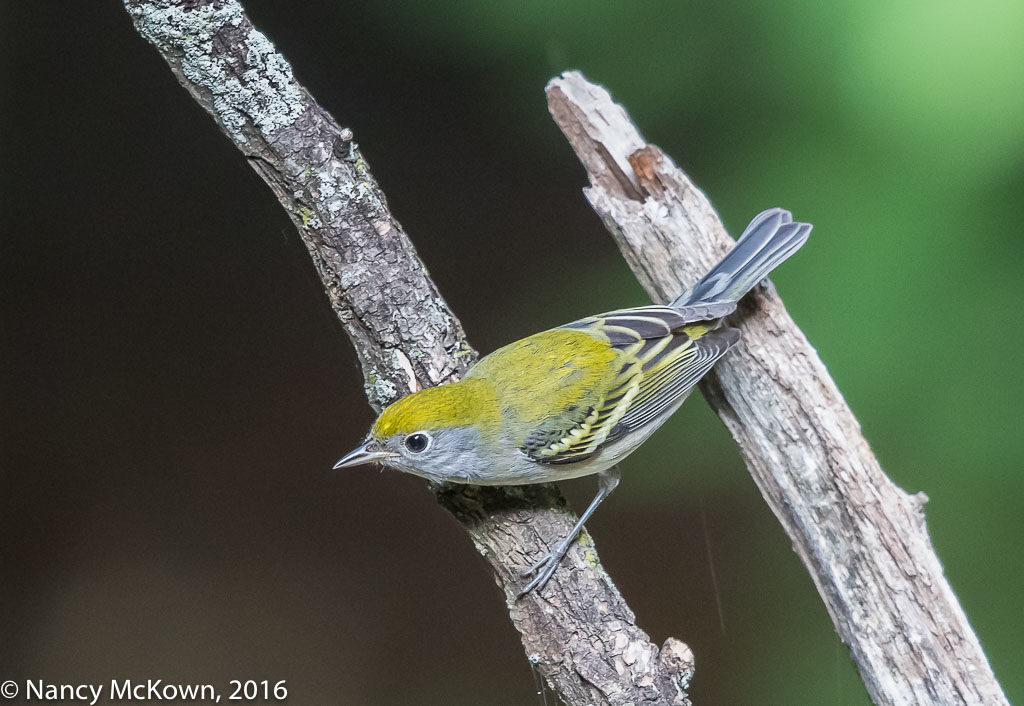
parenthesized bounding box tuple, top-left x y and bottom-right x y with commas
(673, 207, 811, 308)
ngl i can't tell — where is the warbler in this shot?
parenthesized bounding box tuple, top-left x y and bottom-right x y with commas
(335, 208, 811, 595)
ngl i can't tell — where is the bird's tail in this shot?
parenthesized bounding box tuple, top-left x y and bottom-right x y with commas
(672, 208, 811, 309)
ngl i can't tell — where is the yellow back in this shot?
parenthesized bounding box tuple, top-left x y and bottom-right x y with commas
(371, 329, 618, 442)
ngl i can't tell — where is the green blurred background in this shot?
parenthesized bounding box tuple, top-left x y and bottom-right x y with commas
(2, 1, 1021, 704)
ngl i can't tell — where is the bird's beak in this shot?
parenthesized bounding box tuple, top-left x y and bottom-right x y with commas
(333, 441, 390, 469)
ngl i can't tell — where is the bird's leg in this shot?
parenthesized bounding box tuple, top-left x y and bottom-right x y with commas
(518, 465, 621, 597)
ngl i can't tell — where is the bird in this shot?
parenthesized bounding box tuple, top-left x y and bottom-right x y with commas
(335, 207, 811, 595)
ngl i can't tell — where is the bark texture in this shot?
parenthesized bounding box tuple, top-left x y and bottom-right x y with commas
(546, 70, 1008, 706)
(123, 2, 693, 704)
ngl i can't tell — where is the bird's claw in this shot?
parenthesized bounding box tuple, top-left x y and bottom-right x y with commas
(517, 539, 573, 598)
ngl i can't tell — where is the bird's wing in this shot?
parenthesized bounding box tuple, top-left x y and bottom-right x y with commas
(519, 307, 738, 465)
(562, 304, 736, 338)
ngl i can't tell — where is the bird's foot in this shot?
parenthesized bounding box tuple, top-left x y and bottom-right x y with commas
(517, 536, 575, 598)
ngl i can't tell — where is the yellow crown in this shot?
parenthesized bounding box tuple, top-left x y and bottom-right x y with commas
(372, 378, 501, 438)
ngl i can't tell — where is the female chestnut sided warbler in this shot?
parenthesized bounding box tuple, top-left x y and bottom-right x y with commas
(335, 208, 811, 595)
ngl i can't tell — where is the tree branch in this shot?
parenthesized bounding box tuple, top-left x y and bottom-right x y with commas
(123, 2, 693, 704)
(546, 70, 1008, 706)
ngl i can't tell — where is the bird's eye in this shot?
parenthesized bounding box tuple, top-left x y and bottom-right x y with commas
(404, 432, 431, 453)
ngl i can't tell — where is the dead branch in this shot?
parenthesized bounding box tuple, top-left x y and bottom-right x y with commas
(546, 71, 1007, 706)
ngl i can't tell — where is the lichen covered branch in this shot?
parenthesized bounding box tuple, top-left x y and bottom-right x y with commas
(124, 2, 694, 704)
(125, 0, 469, 404)
(546, 70, 1008, 706)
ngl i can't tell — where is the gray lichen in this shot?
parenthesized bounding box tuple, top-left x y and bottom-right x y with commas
(338, 269, 361, 289)
(364, 371, 399, 409)
(239, 29, 305, 137)
(126, 0, 304, 145)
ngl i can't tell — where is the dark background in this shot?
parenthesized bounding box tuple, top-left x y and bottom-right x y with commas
(3, 2, 1022, 704)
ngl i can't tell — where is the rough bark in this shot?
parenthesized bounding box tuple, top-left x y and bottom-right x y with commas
(546, 71, 1008, 706)
(123, 3, 694, 704)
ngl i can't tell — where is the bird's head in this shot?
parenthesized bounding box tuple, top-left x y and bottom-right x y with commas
(333, 378, 502, 483)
